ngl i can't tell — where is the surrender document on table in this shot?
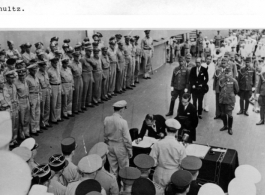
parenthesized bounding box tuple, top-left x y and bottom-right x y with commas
(132, 136, 159, 148)
(185, 144, 210, 159)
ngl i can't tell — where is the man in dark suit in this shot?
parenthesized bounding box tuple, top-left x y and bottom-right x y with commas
(189, 58, 209, 119)
(175, 93, 198, 143)
(136, 114, 166, 143)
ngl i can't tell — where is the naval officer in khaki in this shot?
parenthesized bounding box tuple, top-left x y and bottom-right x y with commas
(89, 142, 119, 195)
(104, 100, 132, 177)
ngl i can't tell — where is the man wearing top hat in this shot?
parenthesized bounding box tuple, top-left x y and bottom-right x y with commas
(89, 142, 119, 195)
(6, 40, 21, 59)
(80, 44, 94, 108)
(22, 43, 37, 66)
(65, 154, 106, 195)
(101, 46, 111, 101)
(60, 58, 74, 118)
(108, 36, 118, 97)
(104, 100, 132, 177)
(47, 56, 63, 123)
(134, 154, 164, 195)
(14, 68, 30, 139)
(181, 156, 202, 195)
(237, 57, 256, 116)
(3, 70, 19, 146)
(164, 170, 193, 195)
(149, 119, 186, 188)
(36, 61, 52, 129)
(219, 67, 239, 135)
(141, 30, 154, 79)
(68, 51, 83, 113)
(134, 35, 142, 84)
(91, 45, 103, 104)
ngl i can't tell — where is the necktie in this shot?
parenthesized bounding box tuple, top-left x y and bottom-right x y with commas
(197, 67, 199, 76)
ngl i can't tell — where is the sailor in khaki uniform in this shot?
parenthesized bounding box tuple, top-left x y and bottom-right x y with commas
(22, 43, 37, 66)
(89, 142, 119, 195)
(61, 58, 74, 118)
(61, 137, 80, 183)
(116, 42, 126, 94)
(26, 63, 42, 135)
(14, 68, 30, 139)
(65, 154, 106, 195)
(134, 154, 165, 195)
(141, 30, 154, 79)
(119, 167, 141, 195)
(134, 35, 142, 84)
(130, 38, 136, 87)
(104, 100, 132, 177)
(149, 119, 186, 188)
(36, 61, 52, 129)
(101, 47, 111, 101)
(47, 57, 63, 123)
(6, 40, 21, 59)
(4, 70, 19, 145)
(124, 36, 133, 90)
(108, 37, 118, 97)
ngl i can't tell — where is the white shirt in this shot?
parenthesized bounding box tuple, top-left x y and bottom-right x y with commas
(197, 66, 201, 76)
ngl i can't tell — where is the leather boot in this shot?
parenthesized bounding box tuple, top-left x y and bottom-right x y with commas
(166, 100, 175, 116)
(220, 115, 228, 131)
(256, 120, 264, 125)
(228, 116, 233, 135)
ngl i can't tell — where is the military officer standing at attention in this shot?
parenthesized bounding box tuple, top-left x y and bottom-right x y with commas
(80, 44, 94, 108)
(166, 57, 189, 116)
(47, 57, 63, 124)
(196, 32, 203, 58)
(91, 45, 103, 104)
(22, 43, 37, 66)
(124, 36, 133, 90)
(36, 61, 52, 130)
(214, 30, 223, 48)
(237, 57, 256, 116)
(108, 37, 118, 97)
(14, 68, 30, 139)
(219, 67, 239, 135)
(116, 42, 125, 94)
(61, 58, 74, 118)
(101, 47, 111, 101)
(4, 70, 19, 146)
(181, 156, 202, 195)
(104, 100, 132, 177)
(26, 64, 43, 136)
(69, 51, 83, 113)
(141, 30, 154, 79)
(4, 58, 18, 80)
(6, 40, 21, 59)
(134, 35, 142, 84)
(89, 142, 119, 195)
(130, 38, 136, 87)
(256, 69, 265, 125)
(61, 137, 80, 183)
(115, 34, 123, 50)
(149, 119, 186, 188)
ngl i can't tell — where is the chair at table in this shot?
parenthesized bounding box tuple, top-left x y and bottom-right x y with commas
(130, 128, 139, 141)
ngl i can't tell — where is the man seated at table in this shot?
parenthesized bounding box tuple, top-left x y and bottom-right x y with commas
(175, 93, 198, 143)
(136, 114, 166, 144)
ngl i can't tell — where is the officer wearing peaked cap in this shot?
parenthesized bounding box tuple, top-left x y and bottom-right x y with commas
(150, 118, 186, 188)
(132, 178, 156, 195)
(61, 137, 80, 183)
(165, 170, 193, 195)
(14, 67, 31, 139)
(32, 164, 53, 186)
(142, 30, 154, 79)
(119, 167, 141, 195)
(28, 184, 54, 195)
(6, 40, 21, 60)
(75, 179, 103, 195)
(181, 156, 202, 195)
(115, 40, 126, 94)
(133, 154, 164, 195)
(198, 183, 225, 195)
(89, 142, 119, 195)
(65, 154, 105, 195)
(22, 42, 37, 65)
(104, 100, 132, 177)
(20, 137, 39, 170)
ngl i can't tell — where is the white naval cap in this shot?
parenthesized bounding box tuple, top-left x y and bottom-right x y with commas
(235, 164, 261, 184)
(12, 147, 32, 162)
(20, 138, 38, 151)
(0, 111, 12, 150)
(198, 183, 225, 195)
(0, 151, 32, 195)
(29, 185, 54, 195)
(228, 178, 256, 195)
(165, 119, 181, 131)
(113, 100, 127, 108)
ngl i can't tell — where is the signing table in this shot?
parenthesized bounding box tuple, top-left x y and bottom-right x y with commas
(132, 137, 239, 192)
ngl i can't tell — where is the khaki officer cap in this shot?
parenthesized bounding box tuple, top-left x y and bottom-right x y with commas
(12, 147, 32, 162)
(88, 142, 109, 158)
(113, 100, 127, 108)
(78, 154, 102, 173)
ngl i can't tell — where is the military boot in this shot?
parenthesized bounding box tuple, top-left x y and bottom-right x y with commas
(228, 116, 233, 135)
(220, 115, 228, 131)
(166, 100, 175, 116)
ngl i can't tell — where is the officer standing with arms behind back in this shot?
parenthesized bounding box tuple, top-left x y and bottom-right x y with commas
(166, 57, 189, 116)
(219, 67, 239, 135)
(104, 100, 132, 178)
(237, 57, 256, 116)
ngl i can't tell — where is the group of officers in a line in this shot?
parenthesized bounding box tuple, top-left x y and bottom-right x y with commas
(0, 30, 155, 146)
(1, 99, 229, 195)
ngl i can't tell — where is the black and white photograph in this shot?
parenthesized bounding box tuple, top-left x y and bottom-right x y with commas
(0, 28, 264, 195)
